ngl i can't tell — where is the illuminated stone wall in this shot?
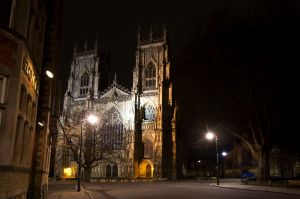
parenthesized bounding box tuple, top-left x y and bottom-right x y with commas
(58, 27, 177, 180)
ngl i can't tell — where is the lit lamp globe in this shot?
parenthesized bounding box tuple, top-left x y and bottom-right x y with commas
(45, 70, 54, 78)
(206, 132, 215, 140)
(87, 114, 98, 124)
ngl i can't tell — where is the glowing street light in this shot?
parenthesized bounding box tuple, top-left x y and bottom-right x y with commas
(222, 151, 227, 157)
(45, 70, 54, 78)
(205, 132, 220, 185)
(87, 113, 98, 162)
(87, 114, 98, 124)
(206, 132, 215, 140)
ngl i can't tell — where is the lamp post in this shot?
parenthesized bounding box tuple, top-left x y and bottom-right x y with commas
(221, 151, 227, 178)
(77, 111, 83, 192)
(206, 132, 219, 185)
(77, 113, 98, 192)
(87, 114, 98, 159)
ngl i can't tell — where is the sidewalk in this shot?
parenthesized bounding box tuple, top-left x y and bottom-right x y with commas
(45, 182, 92, 199)
(46, 190, 91, 199)
(216, 181, 300, 195)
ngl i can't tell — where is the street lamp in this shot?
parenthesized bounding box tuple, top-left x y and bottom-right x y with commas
(77, 113, 98, 192)
(87, 114, 98, 159)
(205, 132, 219, 185)
(222, 151, 227, 157)
(221, 151, 227, 178)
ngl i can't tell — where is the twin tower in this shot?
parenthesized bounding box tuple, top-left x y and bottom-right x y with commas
(60, 26, 177, 180)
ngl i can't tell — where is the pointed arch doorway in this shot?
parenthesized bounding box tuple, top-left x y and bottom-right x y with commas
(146, 164, 151, 178)
(139, 159, 153, 178)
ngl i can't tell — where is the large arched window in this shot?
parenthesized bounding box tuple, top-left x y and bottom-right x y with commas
(144, 63, 156, 90)
(144, 105, 156, 121)
(80, 73, 89, 95)
(101, 107, 124, 150)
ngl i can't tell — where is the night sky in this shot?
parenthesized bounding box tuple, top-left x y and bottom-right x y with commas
(59, 0, 300, 161)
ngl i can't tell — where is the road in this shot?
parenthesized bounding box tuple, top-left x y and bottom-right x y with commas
(83, 180, 300, 199)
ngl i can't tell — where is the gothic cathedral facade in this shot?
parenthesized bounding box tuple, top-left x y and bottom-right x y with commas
(57, 27, 177, 180)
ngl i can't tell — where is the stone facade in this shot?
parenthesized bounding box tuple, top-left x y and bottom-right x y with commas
(57, 27, 178, 180)
(0, 0, 61, 198)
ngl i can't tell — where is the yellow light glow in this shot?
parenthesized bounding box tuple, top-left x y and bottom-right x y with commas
(64, 167, 72, 178)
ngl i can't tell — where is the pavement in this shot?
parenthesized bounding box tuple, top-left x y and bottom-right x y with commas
(216, 180, 300, 195)
(46, 181, 92, 199)
(45, 178, 300, 199)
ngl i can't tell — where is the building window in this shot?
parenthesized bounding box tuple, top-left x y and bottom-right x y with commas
(80, 73, 89, 95)
(144, 140, 153, 158)
(26, 95, 32, 122)
(19, 85, 27, 113)
(0, 75, 7, 127)
(101, 107, 124, 150)
(0, 0, 13, 28)
(144, 63, 156, 90)
(31, 102, 36, 123)
(13, 116, 24, 165)
(144, 105, 156, 121)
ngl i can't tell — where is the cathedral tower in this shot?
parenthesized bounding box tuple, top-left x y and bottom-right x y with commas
(63, 39, 110, 115)
(133, 25, 177, 179)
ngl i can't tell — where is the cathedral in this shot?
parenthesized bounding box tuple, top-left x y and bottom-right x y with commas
(57, 27, 178, 181)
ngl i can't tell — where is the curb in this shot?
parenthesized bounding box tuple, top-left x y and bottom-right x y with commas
(80, 184, 94, 199)
(85, 190, 93, 199)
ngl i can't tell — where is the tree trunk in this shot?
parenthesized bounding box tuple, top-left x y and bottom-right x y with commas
(257, 149, 270, 181)
(84, 165, 92, 182)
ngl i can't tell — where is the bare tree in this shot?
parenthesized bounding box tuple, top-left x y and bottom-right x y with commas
(175, 0, 300, 181)
(57, 118, 130, 182)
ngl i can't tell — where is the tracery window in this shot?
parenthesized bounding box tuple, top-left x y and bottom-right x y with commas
(80, 73, 89, 95)
(144, 105, 156, 121)
(144, 140, 153, 158)
(144, 63, 156, 90)
(101, 107, 124, 150)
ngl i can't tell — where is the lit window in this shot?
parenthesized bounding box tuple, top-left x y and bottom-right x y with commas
(101, 107, 124, 150)
(144, 140, 153, 158)
(80, 73, 89, 96)
(144, 105, 156, 121)
(144, 63, 156, 90)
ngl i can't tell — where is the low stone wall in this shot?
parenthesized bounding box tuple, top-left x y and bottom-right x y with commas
(90, 177, 168, 183)
(0, 170, 30, 199)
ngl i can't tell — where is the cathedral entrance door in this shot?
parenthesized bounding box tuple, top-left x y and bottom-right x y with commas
(106, 165, 111, 178)
(146, 164, 151, 178)
(113, 164, 118, 177)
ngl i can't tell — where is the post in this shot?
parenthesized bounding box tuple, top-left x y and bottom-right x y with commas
(77, 114, 83, 192)
(93, 124, 96, 159)
(215, 136, 219, 185)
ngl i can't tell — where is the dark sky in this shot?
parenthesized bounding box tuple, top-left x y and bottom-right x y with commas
(58, 0, 225, 88)
(58, 0, 300, 161)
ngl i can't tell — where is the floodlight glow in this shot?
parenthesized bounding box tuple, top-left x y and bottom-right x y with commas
(64, 167, 72, 178)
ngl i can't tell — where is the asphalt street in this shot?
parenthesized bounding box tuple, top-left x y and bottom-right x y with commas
(81, 180, 300, 199)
